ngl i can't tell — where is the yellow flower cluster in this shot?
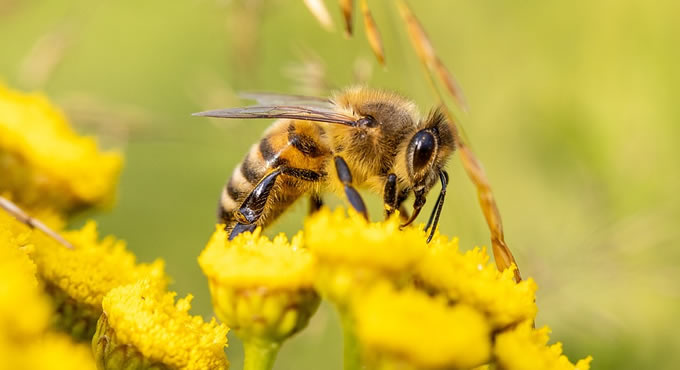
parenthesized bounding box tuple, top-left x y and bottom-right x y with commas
(416, 237, 537, 329)
(8, 212, 168, 341)
(0, 83, 233, 369)
(0, 83, 122, 215)
(97, 280, 229, 370)
(495, 322, 593, 370)
(302, 209, 590, 370)
(355, 284, 491, 369)
(0, 217, 95, 370)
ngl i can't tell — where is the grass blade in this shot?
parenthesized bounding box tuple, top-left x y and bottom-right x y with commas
(360, 0, 385, 65)
(304, 0, 334, 31)
(339, 0, 354, 36)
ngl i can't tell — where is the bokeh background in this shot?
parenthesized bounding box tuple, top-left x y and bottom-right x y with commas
(2, 0, 679, 368)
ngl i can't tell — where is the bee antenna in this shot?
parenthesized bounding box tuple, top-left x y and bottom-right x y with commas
(424, 170, 448, 243)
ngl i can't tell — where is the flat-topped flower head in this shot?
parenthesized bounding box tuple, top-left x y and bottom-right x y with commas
(416, 237, 537, 329)
(200, 226, 315, 289)
(26, 219, 166, 340)
(96, 280, 229, 370)
(494, 322, 592, 370)
(354, 284, 491, 369)
(304, 208, 427, 304)
(199, 226, 319, 357)
(0, 83, 122, 214)
(305, 208, 426, 271)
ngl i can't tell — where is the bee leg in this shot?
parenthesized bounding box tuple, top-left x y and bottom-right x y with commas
(424, 170, 448, 243)
(309, 194, 324, 214)
(383, 173, 398, 218)
(228, 223, 258, 240)
(334, 156, 368, 219)
(234, 168, 283, 225)
(396, 188, 411, 222)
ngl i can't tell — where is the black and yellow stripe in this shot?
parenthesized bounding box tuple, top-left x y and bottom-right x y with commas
(218, 120, 331, 232)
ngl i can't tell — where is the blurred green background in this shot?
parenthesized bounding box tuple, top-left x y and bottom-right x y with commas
(2, 0, 679, 368)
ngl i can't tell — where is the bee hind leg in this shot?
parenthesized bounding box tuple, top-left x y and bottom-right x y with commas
(233, 168, 283, 227)
(334, 156, 368, 219)
(230, 166, 325, 240)
(229, 223, 258, 240)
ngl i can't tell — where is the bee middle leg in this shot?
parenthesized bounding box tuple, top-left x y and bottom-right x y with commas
(309, 194, 323, 214)
(334, 156, 368, 219)
(383, 173, 398, 218)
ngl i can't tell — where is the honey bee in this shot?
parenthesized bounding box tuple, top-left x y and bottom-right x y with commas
(194, 87, 456, 242)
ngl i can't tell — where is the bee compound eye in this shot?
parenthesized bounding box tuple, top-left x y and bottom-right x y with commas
(411, 130, 436, 171)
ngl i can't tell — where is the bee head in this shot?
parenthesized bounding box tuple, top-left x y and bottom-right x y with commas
(401, 107, 456, 227)
(406, 107, 455, 190)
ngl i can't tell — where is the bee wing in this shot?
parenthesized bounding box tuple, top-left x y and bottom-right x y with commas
(193, 104, 358, 126)
(238, 92, 333, 108)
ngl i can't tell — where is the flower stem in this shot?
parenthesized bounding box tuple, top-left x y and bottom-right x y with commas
(339, 312, 360, 370)
(243, 340, 280, 370)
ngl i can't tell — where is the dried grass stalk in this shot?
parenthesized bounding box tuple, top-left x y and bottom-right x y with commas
(396, 0, 468, 112)
(339, 0, 354, 36)
(360, 0, 385, 65)
(304, 0, 334, 31)
(396, 0, 521, 282)
(0, 197, 73, 249)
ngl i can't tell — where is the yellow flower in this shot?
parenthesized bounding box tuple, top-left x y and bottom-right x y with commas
(200, 226, 316, 289)
(304, 208, 426, 304)
(0, 331, 96, 370)
(6, 210, 167, 341)
(96, 280, 229, 370)
(1, 218, 95, 370)
(494, 322, 593, 370)
(0, 227, 51, 341)
(0, 83, 122, 215)
(14, 333, 96, 370)
(416, 237, 537, 329)
(354, 284, 491, 370)
(199, 226, 319, 370)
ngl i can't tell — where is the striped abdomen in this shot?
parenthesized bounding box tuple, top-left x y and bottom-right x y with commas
(218, 119, 330, 232)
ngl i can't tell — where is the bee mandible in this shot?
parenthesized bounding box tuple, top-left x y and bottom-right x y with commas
(194, 87, 456, 242)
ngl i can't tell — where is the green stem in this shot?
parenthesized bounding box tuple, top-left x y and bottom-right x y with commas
(339, 311, 361, 370)
(243, 340, 280, 370)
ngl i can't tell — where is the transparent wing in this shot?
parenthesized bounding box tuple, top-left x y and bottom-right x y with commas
(238, 92, 333, 108)
(193, 104, 358, 126)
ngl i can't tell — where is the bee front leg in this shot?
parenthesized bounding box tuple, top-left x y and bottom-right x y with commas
(395, 188, 411, 222)
(383, 173, 398, 219)
(334, 156, 368, 219)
